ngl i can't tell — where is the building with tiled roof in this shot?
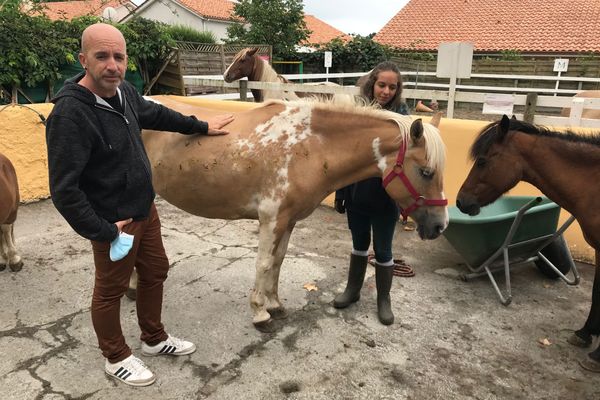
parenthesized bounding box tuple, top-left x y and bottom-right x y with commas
(374, 0, 600, 54)
(40, 0, 135, 22)
(303, 14, 350, 45)
(120, 0, 238, 43)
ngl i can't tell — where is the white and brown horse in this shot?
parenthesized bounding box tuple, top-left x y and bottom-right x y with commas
(223, 47, 343, 102)
(223, 47, 299, 102)
(0, 152, 22, 272)
(141, 97, 448, 327)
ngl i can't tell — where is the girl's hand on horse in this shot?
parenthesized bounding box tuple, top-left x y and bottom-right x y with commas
(206, 114, 234, 135)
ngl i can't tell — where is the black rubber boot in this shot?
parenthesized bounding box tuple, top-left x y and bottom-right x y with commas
(333, 254, 368, 308)
(375, 264, 394, 325)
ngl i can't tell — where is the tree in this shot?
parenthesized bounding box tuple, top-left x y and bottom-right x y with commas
(298, 35, 394, 73)
(226, 0, 310, 59)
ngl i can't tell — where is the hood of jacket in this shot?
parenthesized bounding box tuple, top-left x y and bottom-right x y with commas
(52, 72, 113, 106)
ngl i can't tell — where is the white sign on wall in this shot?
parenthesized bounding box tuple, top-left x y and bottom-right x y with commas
(324, 51, 332, 68)
(436, 42, 474, 79)
(553, 58, 569, 72)
(482, 94, 515, 115)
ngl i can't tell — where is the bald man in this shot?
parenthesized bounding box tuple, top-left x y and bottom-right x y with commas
(46, 23, 233, 387)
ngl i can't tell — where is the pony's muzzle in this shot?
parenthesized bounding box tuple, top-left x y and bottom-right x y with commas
(456, 195, 481, 216)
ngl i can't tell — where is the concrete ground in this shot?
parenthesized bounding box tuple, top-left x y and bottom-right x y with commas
(1, 198, 598, 400)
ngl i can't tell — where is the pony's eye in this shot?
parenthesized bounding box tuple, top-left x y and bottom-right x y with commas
(476, 157, 487, 167)
(420, 168, 434, 179)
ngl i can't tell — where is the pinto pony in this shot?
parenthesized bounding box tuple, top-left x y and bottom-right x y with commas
(223, 47, 344, 102)
(141, 97, 448, 327)
(223, 47, 299, 102)
(0, 152, 22, 272)
(455, 115, 600, 372)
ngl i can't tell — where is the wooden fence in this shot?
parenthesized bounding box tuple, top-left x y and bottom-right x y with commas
(182, 71, 600, 128)
(147, 43, 272, 95)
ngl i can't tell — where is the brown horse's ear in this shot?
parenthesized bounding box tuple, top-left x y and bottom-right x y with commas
(429, 111, 443, 127)
(410, 118, 424, 143)
(511, 115, 517, 120)
(497, 114, 511, 141)
(248, 48, 259, 56)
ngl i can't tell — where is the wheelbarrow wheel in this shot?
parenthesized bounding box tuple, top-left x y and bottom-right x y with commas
(535, 234, 572, 279)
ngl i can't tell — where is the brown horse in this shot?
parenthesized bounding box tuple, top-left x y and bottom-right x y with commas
(223, 47, 300, 102)
(223, 47, 344, 102)
(0, 152, 22, 272)
(455, 115, 600, 372)
(561, 90, 600, 119)
(141, 96, 448, 327)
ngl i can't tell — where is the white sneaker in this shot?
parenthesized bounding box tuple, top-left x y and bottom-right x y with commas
(141, 334, 196, 356)
(105, 354, 156, 387)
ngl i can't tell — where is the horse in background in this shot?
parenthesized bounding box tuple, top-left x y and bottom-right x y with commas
(561, 90, 600, 119)
(223, 47, 300, 101)
(0, 152, 23, 272)
(455, 115, 600, 372)
(223, 47, 344, 102)
(141, 96, 448, 328)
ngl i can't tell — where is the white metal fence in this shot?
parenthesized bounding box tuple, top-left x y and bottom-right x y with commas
(183, 72, 600, 128)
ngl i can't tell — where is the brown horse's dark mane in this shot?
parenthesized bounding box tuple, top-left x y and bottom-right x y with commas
(470, 119, 600, 161)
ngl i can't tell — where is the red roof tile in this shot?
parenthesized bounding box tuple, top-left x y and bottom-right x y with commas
(176, 0, 237, 21)
(374, 0, 600, 53)
(41, 0, 132, 20)
(304, 14, 350, 44)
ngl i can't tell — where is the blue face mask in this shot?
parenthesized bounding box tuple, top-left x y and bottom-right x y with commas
(110, 232, 134, 262)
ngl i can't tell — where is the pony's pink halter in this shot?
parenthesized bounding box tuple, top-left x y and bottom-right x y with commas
(382, 141, 448, 222)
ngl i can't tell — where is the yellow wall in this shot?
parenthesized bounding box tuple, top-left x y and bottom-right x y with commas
(0, 98, 594, 262)
(0, 104, 52, 201)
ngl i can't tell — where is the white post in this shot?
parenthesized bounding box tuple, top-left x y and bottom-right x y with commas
(554, 70, 561, 97)
(569, 97, 585, 127)
(324, 51, 332, 83)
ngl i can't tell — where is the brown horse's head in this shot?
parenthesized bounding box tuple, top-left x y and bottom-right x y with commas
(223, 47, 259, 83)
(456, 115, 522, 216)
(382, 113, 449, 239)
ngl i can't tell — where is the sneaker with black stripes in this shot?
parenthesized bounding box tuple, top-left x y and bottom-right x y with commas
(141, 334, 196, 356)
(104, 354, 156, 387)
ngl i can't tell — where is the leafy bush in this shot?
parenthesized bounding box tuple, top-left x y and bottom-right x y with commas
(118, 17, 175, 82)
(0, 8, 84, 88)
(297, 35, 394, 73)
(167, 24, 216, 43)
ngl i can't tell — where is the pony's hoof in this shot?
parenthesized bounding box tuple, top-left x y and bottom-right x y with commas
(253, 319, 276, 333)
(0, 264, 5, 272)
(125, 288, 137, 301)
(568, 332, 592, 348)
(252, 310, 272, 330)
(579, 355, 600, 373)
(9, 261, 23, 272)
(267, 307, 288, 320)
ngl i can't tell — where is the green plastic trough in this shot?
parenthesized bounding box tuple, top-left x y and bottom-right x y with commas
(443, 196, 561, 268)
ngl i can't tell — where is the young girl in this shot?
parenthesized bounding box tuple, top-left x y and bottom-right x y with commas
(333, 61, 411, 325)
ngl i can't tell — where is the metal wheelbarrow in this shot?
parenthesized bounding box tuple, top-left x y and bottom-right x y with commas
(443, 196, 580, 305)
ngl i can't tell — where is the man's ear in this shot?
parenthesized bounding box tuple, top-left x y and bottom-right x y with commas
(78, 52, 87, 70)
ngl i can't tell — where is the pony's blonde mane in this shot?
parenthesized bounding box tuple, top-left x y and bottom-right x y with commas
(261, 99, 446, 172)
(258, 57, 281, 83)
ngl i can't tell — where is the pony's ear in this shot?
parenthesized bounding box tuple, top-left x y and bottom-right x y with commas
(248, 48, 259, 56)
(497, 114, 511, 141)
(511, 115, 517, 120)
(429, 112, 443, 127)
(410, 118, 424, 143)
